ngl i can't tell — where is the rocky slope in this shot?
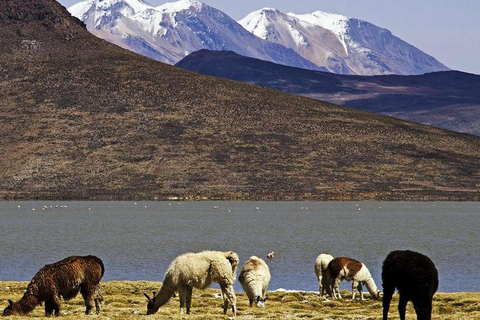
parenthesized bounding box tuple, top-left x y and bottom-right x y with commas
(176, 50, 480, 136)
(1, 0, 479, 200)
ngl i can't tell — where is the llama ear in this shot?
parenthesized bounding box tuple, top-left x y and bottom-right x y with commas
(256, 296, 260, 303)
(8, 299, 14, 306)
(152, 291, 157, 298)
(143, 293, 152, 302)
(264, 296, 268, 302)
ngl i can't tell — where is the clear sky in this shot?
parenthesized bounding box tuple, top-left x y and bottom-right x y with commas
(59, 0, 480, 75)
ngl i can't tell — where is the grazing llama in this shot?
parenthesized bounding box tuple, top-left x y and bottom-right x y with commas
(239, 256, 271, 307)
(3, 255, 104, 316)
(328, 256, 380, 300)
(382, 250, 438, 320)
(145, 250, 239, 316)
(314, 253, 334, 297)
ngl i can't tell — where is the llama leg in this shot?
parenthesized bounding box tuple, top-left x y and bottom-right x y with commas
(318, 275, 323, 297)
(178, 286, 187, 314)
(323, 270, 333, 297)
(51, 296, 62, 317)
(382, 286, 394, 320)
(220, 286, 229, 314)
(358, 283, 364, 300)
(220, 284, 237, 317)
(185, 287, 193, 314)
(45, 299, 54, 317)
(249, 298, 253, 307)
(94, 284, 103, 315)
(351, 280, 358, 300)
(80, 285, 95, 315)
(412, 295, 432, 320)
(398, 294, 408, 320)
(333, 278, 342, 299)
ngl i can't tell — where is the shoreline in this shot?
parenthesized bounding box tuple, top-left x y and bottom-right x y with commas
(2, 191, 480, 202)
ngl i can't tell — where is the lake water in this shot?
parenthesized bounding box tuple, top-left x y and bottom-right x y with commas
(0, 201, 478, 293)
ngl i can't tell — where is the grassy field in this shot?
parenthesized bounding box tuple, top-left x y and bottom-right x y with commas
(1, 281, 479, 319)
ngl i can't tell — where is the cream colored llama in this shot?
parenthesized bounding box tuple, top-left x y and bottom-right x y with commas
(144, 251, 239, 316)
(314, 253, 334, 297)
(238, 256, 271, 308)
(328, 257, 380, 300)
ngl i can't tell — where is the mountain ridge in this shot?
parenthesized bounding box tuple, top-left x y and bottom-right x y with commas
(176, 49, 480, 136)
(68, 0, 448, 76)
(239, 7, 449, 75)
(68, 0, 322, 70)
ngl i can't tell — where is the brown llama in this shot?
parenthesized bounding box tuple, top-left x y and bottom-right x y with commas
(382, 250, 438, 320)
(328, 257, 380, 300)
(3, 255, 104, 317)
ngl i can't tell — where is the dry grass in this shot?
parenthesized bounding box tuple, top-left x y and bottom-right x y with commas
(1, 281, 479, 319)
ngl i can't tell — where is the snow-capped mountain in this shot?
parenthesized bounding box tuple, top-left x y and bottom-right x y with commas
(68, 0, 321, 70)
(239, 8, 449, 75)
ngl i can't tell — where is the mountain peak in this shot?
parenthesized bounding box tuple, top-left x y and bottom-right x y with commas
(68, 0, 153, 23)
(240, 7, 449, 75)
(156, 0, 204, 13)
(238, 8, 284, 40)
(288, 11, 349, 38)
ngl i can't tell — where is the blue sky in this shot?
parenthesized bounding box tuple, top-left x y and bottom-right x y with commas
(59, 0, 480, 74)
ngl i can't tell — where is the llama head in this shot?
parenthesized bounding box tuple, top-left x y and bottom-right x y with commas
(144, 291, 156, 315)
(225, 251, 239, 273)
(256, 295, 268, 308)
(3, 300, 15, 316)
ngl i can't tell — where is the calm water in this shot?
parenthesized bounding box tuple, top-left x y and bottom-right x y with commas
(0, 201, 479, 292)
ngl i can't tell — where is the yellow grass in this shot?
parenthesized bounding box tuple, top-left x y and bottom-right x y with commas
(1, 281, 479, 319)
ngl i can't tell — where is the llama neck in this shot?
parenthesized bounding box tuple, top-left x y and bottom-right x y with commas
(14, 294, 40, 315)
(151, 273, 176, 314)
(364, 278, 378, 297)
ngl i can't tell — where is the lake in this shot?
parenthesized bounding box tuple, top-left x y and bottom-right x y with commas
(0, 201, 478, 293)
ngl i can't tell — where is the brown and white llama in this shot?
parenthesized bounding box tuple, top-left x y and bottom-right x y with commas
(382, 250, 438, 320)
(3, 255, 104, 316)
(314, 253, 334, 297)
(238, 256, 271, 308)
(327, 257, 380, 300)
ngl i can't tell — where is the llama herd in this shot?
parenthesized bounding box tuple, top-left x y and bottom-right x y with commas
(2, 250, 438, 319)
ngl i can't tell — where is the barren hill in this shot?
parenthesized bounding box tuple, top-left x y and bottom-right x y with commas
(176, 50, 480, 136)
(1, 0, 479, 200)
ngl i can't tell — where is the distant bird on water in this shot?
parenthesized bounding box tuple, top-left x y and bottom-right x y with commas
(267, 251, 275, 261)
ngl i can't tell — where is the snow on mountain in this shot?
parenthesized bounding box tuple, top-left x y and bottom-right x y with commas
(68, 0, 321, 70)
(240, 8, 449, 75)
(68, 0, 449, 76)
(239, 8, 349, 74)
(289, 11, 349, 53)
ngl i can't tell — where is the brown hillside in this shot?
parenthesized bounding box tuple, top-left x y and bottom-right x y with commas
(0, 0, 479, 200)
